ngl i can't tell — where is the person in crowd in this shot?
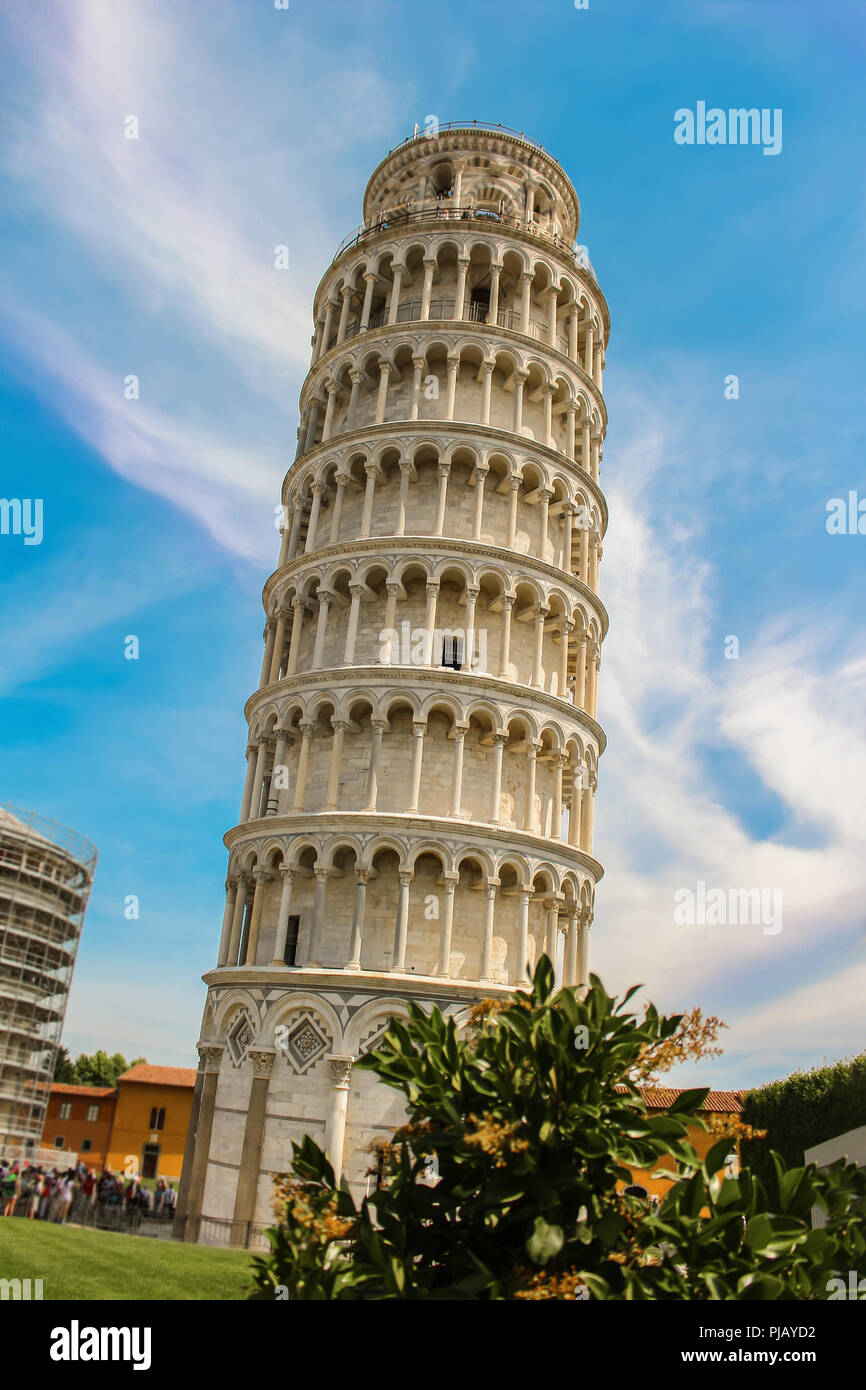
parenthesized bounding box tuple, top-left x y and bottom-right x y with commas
(1, 1163, 20, 1216)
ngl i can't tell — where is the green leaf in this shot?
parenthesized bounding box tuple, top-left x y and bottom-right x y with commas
(527, 1216, 565, 1264)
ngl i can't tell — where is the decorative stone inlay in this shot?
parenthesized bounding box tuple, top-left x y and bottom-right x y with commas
(282, 1012, 331, 1074)
(226, 1009, 256, 1066)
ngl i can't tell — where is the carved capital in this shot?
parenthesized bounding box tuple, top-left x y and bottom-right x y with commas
(328, 1055, 354, 1087)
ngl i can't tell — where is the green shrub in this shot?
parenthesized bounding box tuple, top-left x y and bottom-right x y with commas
(250, 961, 866, 1300)
(742, 1054, 866, 1203)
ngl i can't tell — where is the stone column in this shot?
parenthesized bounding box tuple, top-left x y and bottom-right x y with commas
(452, 162, 465, 205)
(260, 621, 276, 687)
(180, 1045, 223, 1241)
(453, 257, 469, 320)
(267, 729, 290, 813)
(577, 909, 591, 989)
(512, 371, 527, 436)
(325, 719, 348, 810)
(336, 284, 352, 343)
(238, 744, 257, 822)
(516, 888, 532, 987)
(303, 400, 321, 453)
(248, 739, 269, 821)
(506, 476, 520, 545)
(312, 590, 332, 669)
(538, 486, 552, 554)
(574, 634, 588, 707)
(420, 258, 436, 320)
(409, 355, 425, 420)
(287, 502, 304, 559)
(472, 465, 488, 539)
(498, 594, 514, 678)
(231, 1048, 275, 1237)
(489, 731, 507, 823)
(342, 583, 364, 664)
(568, 308, 579, 360)
(423, 580, 439, 666)
(244, 867, 271, 966)
(271, 867, 297, 966)
(392, 869, 413, 971)
(542, 387, 554, 449)
(520, 271, 533, 335)
(552, 752, 566, 839)
(591, 435, 601, 484)
(278, 510, 292, 567)
(319, 300, 336, 359)
(566, 406, 576, 462)
(345, 370, 364, 430)
(564, 909, 579, 987)
(568, 773, 583, 847)
(524, 743, 539, 832)
(480, 362, 494, 425)
(480, 880, 499, 983)
(450, 723, 468, 817)
(559, 620, 573, 700)
(547, 284, 559, 346)
(580, 780, 595, 853)
(364, 719, 386, 811)
(330, 473, 349, 543)
(581, 420, 591, 476)
(445, 354, 459, 420)
(292, 720, 315, 813)
(396, 464, 412, 535)
(268, 610, 287, 684)
(360, 464, 379, 536)
(226, 874, 250, 966)
(563, 503, 574, 572)
(437, 872, 459, 976)
(305, 867, 329, 965)
(532, 604, 550, 689)
(545, 898, 559, 961)
(435, 460, 451, 533)
(286, 597, 306, 676)
(217, 880, 238, 966)
(324, 1056, 354, 1182)
(347, 870, 369, 969)
(407, 720, 426, 813)
(463, 585, 479, 673)
(489, 263, 501, 324)
(590, 534, 600, 591)
(359, 271, 377, 331)
(387, 265, 404, 324)
(321, 385, 338, 444)
(584, 321, 594, 376)
(375, 362, 391, 424)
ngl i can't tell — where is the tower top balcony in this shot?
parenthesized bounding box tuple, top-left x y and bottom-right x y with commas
(361, 122, 581, 249)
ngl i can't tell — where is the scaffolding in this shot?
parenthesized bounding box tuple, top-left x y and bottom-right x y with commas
(0, 804, 97, 1160)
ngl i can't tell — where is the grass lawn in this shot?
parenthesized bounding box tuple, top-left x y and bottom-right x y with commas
(0, 1220, 256, 1300)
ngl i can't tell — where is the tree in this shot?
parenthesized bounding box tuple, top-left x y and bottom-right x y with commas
(53, 1047, 75, 1083)
(68, 1051, 147, 1087)
(250, 960, 866, 1300)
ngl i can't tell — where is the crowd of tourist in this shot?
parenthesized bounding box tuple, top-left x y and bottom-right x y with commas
(0, 1160, 177, 1225)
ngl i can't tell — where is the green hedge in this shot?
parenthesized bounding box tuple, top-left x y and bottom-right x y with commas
(741, 1052, 866, 1202)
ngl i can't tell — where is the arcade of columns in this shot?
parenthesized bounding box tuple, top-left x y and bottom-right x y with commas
(178, 126, 610, 1239)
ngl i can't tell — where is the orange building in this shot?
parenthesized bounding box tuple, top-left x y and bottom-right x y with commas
(41, 1083, 117, 1166)
(106, 1065, 196, 1182)
(625, 1087, 743, 1200)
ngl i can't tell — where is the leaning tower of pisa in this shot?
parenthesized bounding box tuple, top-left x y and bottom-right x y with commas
(177, 123, 609, 1245)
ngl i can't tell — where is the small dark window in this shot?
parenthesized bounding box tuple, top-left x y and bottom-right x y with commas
(149, 1107, 165, 1131)
(54, 1136, 65, 1148)
(284, 915, 300, 967)
(82, 1138, 93, 1152)
(441, 635, 463, 670)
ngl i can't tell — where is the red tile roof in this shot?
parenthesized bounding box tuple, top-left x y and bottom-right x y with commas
(117, 1065, 197, 1089)
(641, 1087, 743, 1113)
(51, 1083, 117, 1098)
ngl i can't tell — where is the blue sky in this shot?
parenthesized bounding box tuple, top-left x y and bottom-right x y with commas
(1, 0, 864, 1089)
